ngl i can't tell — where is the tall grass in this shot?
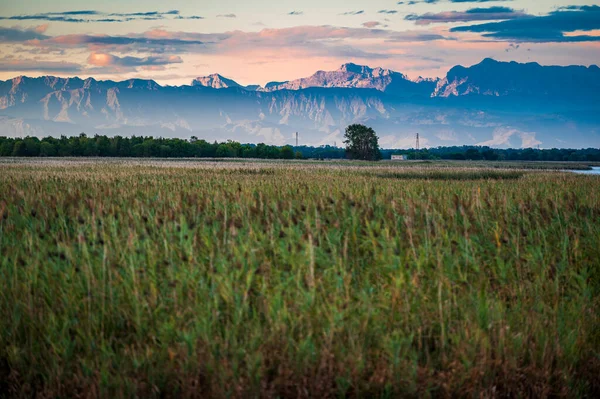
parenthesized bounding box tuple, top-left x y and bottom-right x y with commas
(0, 160, 599, 397)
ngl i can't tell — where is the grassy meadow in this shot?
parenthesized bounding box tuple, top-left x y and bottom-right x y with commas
(0, 158, 599, 398)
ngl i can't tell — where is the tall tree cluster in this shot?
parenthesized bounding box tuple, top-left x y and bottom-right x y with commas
(0, 135, 300, 160)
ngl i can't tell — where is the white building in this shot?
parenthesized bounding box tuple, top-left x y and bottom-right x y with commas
(391, 155, 407, 161)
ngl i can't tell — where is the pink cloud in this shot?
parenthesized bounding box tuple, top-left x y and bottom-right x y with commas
(362, 21, 381, 28)
(34, 24, 49, 34)
(87, 52, 114, 66)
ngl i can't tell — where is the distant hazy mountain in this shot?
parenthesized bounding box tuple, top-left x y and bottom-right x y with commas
(264, 81, 288, 90)
(0, 59, 598, 148)
(260, 63, 437, 98)
(192, 74, 244, 89)
(192, 73, 261, 91)
(434, 58, 600, 101)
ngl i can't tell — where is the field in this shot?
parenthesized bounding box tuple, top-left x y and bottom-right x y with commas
(1, 158, 599, 398)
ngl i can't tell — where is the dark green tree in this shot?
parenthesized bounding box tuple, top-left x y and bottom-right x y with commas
(240, 145, 257, 158)
(39, 142, 56, 157)
(12, 141, 27, 156)
(0, 140, 13, 156)
(343, 124, 382, 161)
(465, 148, 482, 160)
(280, 145, 294, 159)
(216, 143, 234, 158)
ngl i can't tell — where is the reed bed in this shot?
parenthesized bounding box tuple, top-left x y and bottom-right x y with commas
(0, 160, 598, 398)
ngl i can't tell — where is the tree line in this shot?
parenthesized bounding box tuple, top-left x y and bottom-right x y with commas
(0, 135, 301, 159)
(390, 146, 600, 162)
(0, 134, 599, 162)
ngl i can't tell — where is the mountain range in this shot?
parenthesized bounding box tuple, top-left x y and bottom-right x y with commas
(1, 58, 599, 148)
(192, 63, 438, 97)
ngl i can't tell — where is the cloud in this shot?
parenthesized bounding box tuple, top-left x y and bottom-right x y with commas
(477, 127, 541, 148)
(1, 15, 87, 23)
(288, 11, 304, 16)
(0, 9, 200, 23)
(0, 26, 49, 42)
(110, 10, 179, 17)
(435, 130, 457, 141)
(398, 0, 512, 4)
(386, 30, 448, 42)
(378, 10, 398, 15)
(340, 11, 364, 16)
(362, 21, 381, 28)
(380, 134, 431, 149)
(28, 32, 205, 53)
(18, 25, 448, 57)
(406, 7, 530, 25)
(34, 24, 49, 34)
(451, 5, 600, 42)
(0, 51, 183, 75)
(175, 16, 204, 20)
(216, 14, 237, 18)
(0, 57, 82, 72)
(87, 52, 182, 68)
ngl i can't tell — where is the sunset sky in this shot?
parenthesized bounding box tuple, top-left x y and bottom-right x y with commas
(0, 1, 599, 86)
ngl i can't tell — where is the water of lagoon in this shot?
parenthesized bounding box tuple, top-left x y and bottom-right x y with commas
(569, 167, 600, 175)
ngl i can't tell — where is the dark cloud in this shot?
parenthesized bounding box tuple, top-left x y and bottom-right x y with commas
(109, 10, 179, 17)
(0, 9, 200, 23)
(386, 31, 448, 42)
(1, 15, 88, 23)
(288, 11, 304, 16)
(340, 11, 364, 16)
(378, 10, 398, 15)
(47, 10, 99, 15)
(451, 5, 600, 42)
(406, 7, 530, 25)
(398, 0, 513, 4)
(0, 26, 49, 42)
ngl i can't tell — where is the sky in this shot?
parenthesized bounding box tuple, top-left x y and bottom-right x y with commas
(0, 0, 599, 86)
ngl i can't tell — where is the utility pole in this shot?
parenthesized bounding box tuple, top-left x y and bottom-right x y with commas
(416, 133, 420, 151)
(296, 132, 298, 147)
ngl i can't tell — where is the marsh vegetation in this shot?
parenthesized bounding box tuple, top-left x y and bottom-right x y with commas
(1, 159, 599, 397)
